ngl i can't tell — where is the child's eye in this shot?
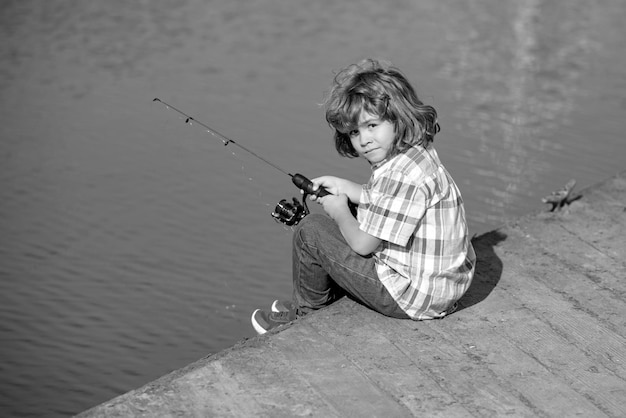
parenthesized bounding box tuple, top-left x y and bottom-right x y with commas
(349, 129, 359, 137)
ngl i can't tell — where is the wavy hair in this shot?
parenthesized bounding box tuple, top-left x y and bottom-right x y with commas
(323, 59, 440, 158)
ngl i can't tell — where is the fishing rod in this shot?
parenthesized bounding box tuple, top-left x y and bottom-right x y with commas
(153, 97, 329, 226)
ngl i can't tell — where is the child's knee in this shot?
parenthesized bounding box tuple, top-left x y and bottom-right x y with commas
(300, 213, 327, 228)
(293, 214, 327, 246)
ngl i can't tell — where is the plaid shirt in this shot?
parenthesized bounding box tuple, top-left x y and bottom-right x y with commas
(357, 145, 475, 320)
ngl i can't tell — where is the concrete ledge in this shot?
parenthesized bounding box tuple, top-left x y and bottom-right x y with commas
(78, 171, 626, 417)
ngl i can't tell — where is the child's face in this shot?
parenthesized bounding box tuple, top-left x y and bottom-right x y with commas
(348, 111, 396, 165)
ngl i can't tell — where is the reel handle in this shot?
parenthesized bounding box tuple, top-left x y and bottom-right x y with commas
(292, 173, 330, 197)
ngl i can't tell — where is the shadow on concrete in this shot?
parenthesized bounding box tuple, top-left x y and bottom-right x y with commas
(457, 229, 506, 312)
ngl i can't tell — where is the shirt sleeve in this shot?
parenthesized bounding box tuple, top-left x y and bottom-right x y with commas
(358, 170, 430, 247)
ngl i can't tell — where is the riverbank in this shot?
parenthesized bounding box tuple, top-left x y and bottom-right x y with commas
(78, 171, 626, 417)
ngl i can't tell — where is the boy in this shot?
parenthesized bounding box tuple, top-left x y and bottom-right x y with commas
(252, 59, 475, 334)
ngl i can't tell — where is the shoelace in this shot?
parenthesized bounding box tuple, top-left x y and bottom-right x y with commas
(271, 310, 296, 321)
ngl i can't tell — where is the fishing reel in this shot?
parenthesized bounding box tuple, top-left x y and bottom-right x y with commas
(271, 174, 330, 226)
(271, 197, 309, 226)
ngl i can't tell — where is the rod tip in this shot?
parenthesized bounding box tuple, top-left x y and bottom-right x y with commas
(153, 98, 160, 102)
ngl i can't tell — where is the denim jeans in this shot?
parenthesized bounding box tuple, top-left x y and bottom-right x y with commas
(292, 213, 409, 319)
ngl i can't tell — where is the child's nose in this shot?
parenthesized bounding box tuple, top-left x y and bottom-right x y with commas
(359, 130, 373, 145)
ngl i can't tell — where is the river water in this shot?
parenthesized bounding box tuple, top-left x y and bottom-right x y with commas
(1, 0, 625, 416)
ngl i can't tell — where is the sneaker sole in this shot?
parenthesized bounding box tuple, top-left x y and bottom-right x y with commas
(251, 309, 268, 335)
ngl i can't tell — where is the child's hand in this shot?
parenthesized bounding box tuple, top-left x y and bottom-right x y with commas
(308, 176, 344, 199)
(317, 193, 350, 220)
(303, 176, 363, 205)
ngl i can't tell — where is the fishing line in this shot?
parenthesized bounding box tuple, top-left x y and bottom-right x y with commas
(152, 98, 329, 226)
(153, 98, 291, 177)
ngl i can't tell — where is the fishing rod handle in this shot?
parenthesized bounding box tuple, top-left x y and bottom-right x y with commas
(292, 173, 330, 197)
